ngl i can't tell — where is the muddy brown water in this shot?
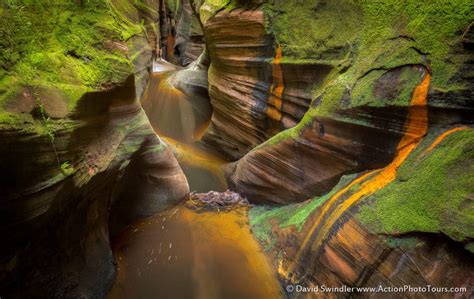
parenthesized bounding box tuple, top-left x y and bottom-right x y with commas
(109, 206, 283, 299)
(109, 63, 283, 298)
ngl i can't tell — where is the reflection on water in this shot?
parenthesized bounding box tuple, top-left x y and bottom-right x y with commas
(108, 205, 283, 299)
(142, 73, 197, 143)
(109, 61, 281, 298)
(162, 136, 228, 193)
(142, 61, 228, 192)
(141, 66, 211, 144)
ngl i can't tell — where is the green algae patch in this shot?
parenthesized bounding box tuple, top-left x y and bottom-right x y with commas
(350, 64, 424, 108)
(263, 0, 362, 61)
(199, 0, 232, 24)
(252, 0, 472, 154)
(465, 242, 474, 254)
(355, 0, 474, 89)
(357, 129, 474, 243)
(249, 174, 358, 248)
(0, 0, 147, 116)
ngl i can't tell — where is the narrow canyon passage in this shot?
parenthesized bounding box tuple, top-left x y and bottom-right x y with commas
(109, 60, 283, 298)
(1, 1, 472, 298)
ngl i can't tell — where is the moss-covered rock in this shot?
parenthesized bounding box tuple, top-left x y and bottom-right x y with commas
(0, 0, 154, 118)
(259, 0, 473, 148)
(249, 174, 358, 249)
(357, 128, 474, 243)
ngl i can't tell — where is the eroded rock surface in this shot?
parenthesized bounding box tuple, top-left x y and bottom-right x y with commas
(0, 1, 189, 297)
(201, 7, 329, 160)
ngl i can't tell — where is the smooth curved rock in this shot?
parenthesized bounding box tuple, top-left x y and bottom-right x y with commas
(0, 1, 189, 297)
(0, 80, 189, 298)
(223, 0, 474, 203)
(201, 8, 329, 160)
(228, 65, 428, 204)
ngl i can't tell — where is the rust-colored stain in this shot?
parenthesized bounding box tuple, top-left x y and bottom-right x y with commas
(166, 31, 175, 60)
(423, 126, 469, 154)
(324, 246, 358, 282)
(266, 47, 284, 125)
(288, 72, 431, 279)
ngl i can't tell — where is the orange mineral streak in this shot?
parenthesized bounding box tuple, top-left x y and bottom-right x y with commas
(266, 47, 284, 123)
(289, 73, 431, 279)
(166, 31, 175, 60)
(423, 126, 469, 154)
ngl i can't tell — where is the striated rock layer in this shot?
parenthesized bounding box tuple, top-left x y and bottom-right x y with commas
(191, 0, 474, 296)
(0, 83, 189, 299)
(222, 1, 474, 204)
(250, 125, 474, 297)
(173, 0, 205, 65)
(201, 7, 329, 160)
(0, 1, 189, 297)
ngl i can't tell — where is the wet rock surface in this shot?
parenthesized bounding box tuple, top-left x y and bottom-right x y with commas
(1, 0, 473, 298)
(0, 84, 189, 299)
(0, 1, 189, 297)
(188, 190, 249, 211)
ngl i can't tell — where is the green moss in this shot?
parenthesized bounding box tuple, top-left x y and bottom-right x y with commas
(249, 174, 358, 247)
(0, 111, 18, 125)
(217, 1, 472, 158)
(256, 124, 301, 149)
(0, 0, 147, 115)
(264, 0, 362, 60)
(357, 129, 474, 243)
(355, 0, 474, 88)
(465, 242, 474, 253)
(259, 0, 473, 128)
(60, 161, 74, 176)
(350, 64, 423, 108)
(199, 0, 231, 24)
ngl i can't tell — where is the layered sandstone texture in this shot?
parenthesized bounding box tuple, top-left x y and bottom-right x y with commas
(201, 0, 327, 160)
(192, 0, 474, 295)
(217, 0, 474, 203)
(0, 1, 188, 297)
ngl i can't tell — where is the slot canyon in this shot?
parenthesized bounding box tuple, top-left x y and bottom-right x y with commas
(0, 0, 473, 298)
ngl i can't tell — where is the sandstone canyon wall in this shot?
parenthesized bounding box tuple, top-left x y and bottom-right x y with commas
(0, 0, 473, 297)
(0, 1, 189, 297)
(196, 0, 474, 296)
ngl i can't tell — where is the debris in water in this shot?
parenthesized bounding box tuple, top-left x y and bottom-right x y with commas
(169, 242, 172, 249)
(188, 190, 249, 211)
